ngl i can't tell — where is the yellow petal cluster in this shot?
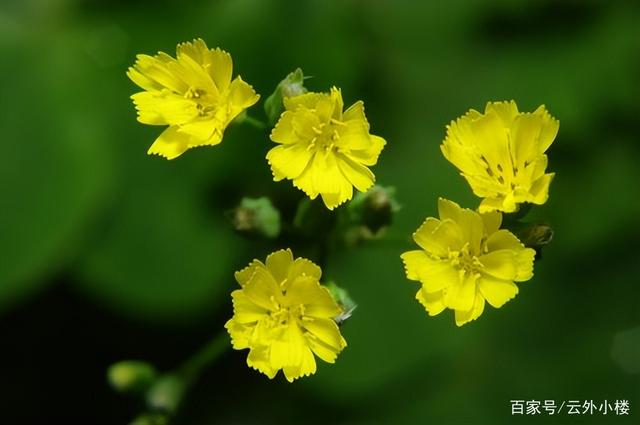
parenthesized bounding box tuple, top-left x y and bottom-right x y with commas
(267, 87, 386, 209)
(225, 249, 347, 382)
(401, 199, 535, 326)
(127, 39, 259, 159)
(441, 101, 558, 213)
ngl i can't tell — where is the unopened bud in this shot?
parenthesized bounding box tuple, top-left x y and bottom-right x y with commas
(517, 222, 554, 250)
(264, 68, 308, 125)
(228, 197, 281, 239)
(146, 374, 186, 415)
(107, 360, 157, 394)
(347, 186, 401, 240)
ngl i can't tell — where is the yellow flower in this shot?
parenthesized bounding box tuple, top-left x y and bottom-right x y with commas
(441, 101, 558, 213)
(127, 39, 259, 159)
(267, 87, 386, 210)
(225, 249, 347, 382)
(401, 198, 536, 326)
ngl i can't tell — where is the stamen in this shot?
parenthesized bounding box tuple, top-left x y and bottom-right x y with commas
(269, 295, 279, 310)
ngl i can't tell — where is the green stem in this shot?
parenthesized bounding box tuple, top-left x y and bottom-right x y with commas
(178, 331, 230, 384)
(142, 333, 229, 418)
(242, 114, 267, 130)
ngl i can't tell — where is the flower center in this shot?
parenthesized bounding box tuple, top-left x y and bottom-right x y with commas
(448, 243, 482, 277)
(267, 302, 306, 328)
(307, 119, 345, 153)
(184, 87, 217, 117)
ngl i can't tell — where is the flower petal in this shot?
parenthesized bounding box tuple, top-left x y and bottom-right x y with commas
(443, 273, 477, 311)
(437, 198, 462, 222)
(247, 345, 277, 379)
(479, 249, 518, 280)
(481, 210, 502, 236)
(207, 47, 233, 92)
(441, 120, 487, 180)
(307, 335, 341, 363)
(307, 153, 353, 209)
(176, 117, 216, 141)
(230, 290, 268, 324)
(528, 173, 554, 205)
(243, 267, 281, 311)
(478, 195, 512, 213)
(338, 120, 371, 151)
(291, 108, 322, 140)
(147, 126, 192, 159)
(515, 248, 535, 282)
(225, 318, 251, 349)
(478, 275, 519, 308)
(228, 76, 260, 118)
(342, 100, 367, 123)
(291, 164, 319, 199)
(454, 293, 485, 326)
(270, 320, 305, 371)
(485, 100, 518, 126)
(283, 344, 317, 382)
(416, 288, 446, 316)
(129, 53, 188, 94)
(533, 105, 559, 153)
(287, 258, 322, 282)
(484, 230, 521, 251)
(266, 143, 314, 181)
(265, 249, 294, 284)
(286, 277, 341, 319)
(510, 113, 543, 170)
(176, 39, 210, 65)
(301, 318, 346, 352)
(284, 92, 327, 111)
(176, 53, 217, 95)
(234, 259, 265, 287)
(131, 92, 199, 126)
(469, 112, 513, 180)
(413, 217, 463, 257)
(336, 155, 375, 193)
(346, 134, 386, 166)
(401, 250, 458, 293)
(270, 111, 297, 144)
(437, 198, 483, 254)
(127, 66, 164, 92)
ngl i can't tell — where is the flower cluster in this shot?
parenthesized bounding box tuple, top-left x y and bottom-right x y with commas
(225, 249, 347, 382)
(127, 40, 558, 385)
(401, 101, 557, 325)
(127, 39, 259, 159)
(127, 42, 385, 209)
(128, 40, 386, 383)
(401, 199, 535, 326)
(267, 87, 386, 209)
(441, 101, 558, 213)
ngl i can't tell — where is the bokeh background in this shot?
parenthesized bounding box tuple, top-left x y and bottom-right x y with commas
(1, 0, 639, 423)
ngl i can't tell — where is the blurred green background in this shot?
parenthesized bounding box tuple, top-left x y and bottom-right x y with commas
(1, 0, 639, 423)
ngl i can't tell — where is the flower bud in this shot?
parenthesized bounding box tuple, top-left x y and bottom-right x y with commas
(107, 360, 157, 394)
(145, 374, 186, 415)
(516, 222, 554, 252)
(228, 197, 281, 239)
(264, 68, 307, 125)
(346, 186, 401, 241)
